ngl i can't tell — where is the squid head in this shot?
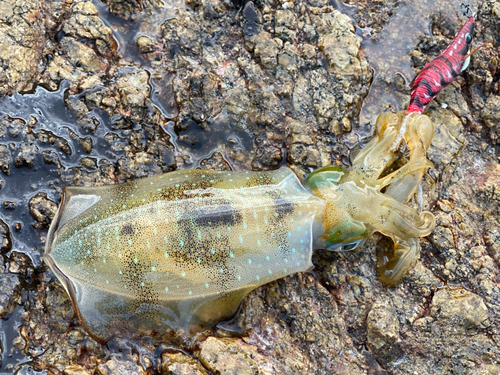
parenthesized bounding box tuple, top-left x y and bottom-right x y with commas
(304, 111, 436, 285)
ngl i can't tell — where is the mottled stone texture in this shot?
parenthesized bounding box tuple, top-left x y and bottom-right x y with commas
(0, 0, 48, 94)
(0, 0, 499, 374)
(159, 0, 371, 177)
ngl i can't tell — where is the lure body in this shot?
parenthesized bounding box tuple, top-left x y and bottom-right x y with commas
(407, 14, 475, 114)
(44, 113, 436, 343)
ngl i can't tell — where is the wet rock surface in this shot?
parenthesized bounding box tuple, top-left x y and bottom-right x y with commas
(0, 219, 12, 252)
(161, 349, 208, 375)
(0, 0, 498, 374)
(28, 192, 58, 230)
(0, 0, 54, 95)
(0, 274, 21, 318)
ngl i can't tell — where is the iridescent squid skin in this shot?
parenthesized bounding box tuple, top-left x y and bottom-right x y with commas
(44, 111, 435, 343)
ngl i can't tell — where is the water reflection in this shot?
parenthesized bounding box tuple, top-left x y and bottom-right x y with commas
(92, 0, 252, 170)
(93, 0, 182, 119)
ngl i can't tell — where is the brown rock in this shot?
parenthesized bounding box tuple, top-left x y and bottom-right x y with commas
(63, 364, 91, 375)
(198, 337, 273, 375)
(161, 350, 208, 375)
(28, 192, 58, 230)
(0, 219, 11, 252)
(367, 303, 400, 354)
(0, 144, 11, 175)
(14, 143, 38, 168)
(60, 38, 102, 73)
(0, 0, 48, 94)
(430, 286, 489, 333)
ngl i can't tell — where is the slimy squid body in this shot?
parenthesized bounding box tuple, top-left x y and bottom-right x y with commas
(45, 111, 435, 343)
(46, 167, 324, 342)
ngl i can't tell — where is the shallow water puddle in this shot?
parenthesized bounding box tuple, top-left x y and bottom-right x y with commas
(0, 289, 40, 373)
(92, 0, 253, 170)
(92, 0, 182, 64)
(0, 82, 131, 267)
(92, 0, 182, 119)
(0, 82, 148, 372)
(165, 111, 254, 169)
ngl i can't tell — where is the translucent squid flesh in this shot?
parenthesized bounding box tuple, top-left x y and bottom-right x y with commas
(44, 111, 435, 343)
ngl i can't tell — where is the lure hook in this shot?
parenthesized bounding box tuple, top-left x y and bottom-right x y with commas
(460, 3, 475, 18)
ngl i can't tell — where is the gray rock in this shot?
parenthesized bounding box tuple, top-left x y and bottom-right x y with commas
(0, 144, 11, 175)
(0, 274, 21, 318)
(430, 287, 489, 333)
(14, 143, 38, 169)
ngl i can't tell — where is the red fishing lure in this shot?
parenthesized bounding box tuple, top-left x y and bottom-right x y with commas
(407, 8, 476, 114)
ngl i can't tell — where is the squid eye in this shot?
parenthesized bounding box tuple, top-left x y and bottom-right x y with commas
(326, 238, 366, 252)
(465, 33, 472, 43)
(340, 239, 365, 251)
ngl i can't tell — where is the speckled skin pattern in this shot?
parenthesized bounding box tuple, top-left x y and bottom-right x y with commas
(44, 111, 436, 342)
(44, 168, 325, 342)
